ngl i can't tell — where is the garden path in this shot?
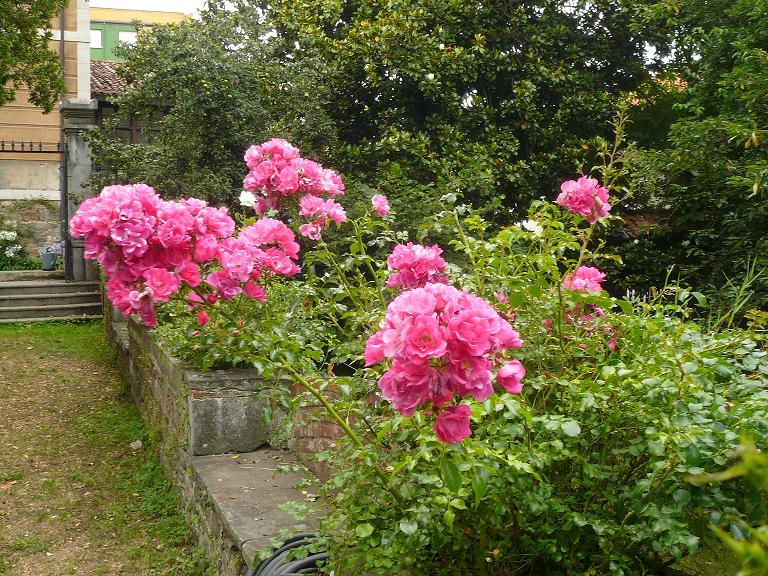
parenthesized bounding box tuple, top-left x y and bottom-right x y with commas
(0, 321, 212, 575)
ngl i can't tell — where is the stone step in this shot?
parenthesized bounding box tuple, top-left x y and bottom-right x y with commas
(0, 280, 99, 296)
(0, 301, 103, 320)
(0, 270, 65, 282)
(0, 291, 101, 307)
(0, 314, 103, 325)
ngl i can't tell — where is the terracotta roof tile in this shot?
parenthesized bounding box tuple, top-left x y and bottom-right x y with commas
(91, 60, 129, 97)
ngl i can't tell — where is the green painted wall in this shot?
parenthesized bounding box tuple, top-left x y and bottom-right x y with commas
(90, 22, 139, 61)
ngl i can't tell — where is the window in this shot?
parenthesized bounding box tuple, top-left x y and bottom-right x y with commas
(118, 31, 137, 45)
(90, 29, 102, 48)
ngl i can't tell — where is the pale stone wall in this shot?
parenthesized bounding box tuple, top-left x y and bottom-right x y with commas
(0, 198, 60, 257)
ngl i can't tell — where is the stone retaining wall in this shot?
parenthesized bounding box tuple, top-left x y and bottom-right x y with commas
(111, 315, 278, 486)
(107, 311, 337, 574)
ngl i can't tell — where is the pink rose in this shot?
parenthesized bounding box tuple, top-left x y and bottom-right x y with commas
(243, 280, 267, 301)
(404, 315, 447, 363)
(177, 261, 202, 287)
(197, 311, 209, 326)
(143, 267, 180, 302)
(497, 360, 525, 394)
(378, 360, 433, 417)
(276, 165, 299, 194)
(324, 199, 347, 224)
(446, 355, 493, 401)
(299, 194, 326, 218)
(434, 405, 472, 443)
(386, 243, 447, 289)
(299, 221, 323, 240)
(556, 176, 611, 224)
(371, 194, 390, 217)
(562, 266, 606, 292)
(364, 330, 386, 366)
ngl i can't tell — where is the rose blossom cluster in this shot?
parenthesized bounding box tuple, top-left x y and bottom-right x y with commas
(69, 184, 300, 327)
(552, 265, 617, 349)
(386, 243, 448, 290)
(560, 266, 608, 325)
(242, 138, 346, 239)
(556, 176, 611, 224)
(371, 194, 390, 217)
(562, 266, 606, 292)
(364, 282, 525, 443)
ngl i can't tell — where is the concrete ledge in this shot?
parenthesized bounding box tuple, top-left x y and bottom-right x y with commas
(191, 450, 315, 573)
(0, 189, 60, 201)
(124, 315, 276, 456)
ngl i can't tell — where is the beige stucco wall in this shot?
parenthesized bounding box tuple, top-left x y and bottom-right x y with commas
(0, 0, 89, 254)
(90, 7, 189, 25)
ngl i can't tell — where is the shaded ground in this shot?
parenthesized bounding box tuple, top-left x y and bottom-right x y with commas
(0, 321, 213, 575)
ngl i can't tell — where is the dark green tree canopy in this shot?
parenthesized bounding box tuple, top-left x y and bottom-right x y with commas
(0, 0, 68, 112)
(611, 0, 768, 311)
(262, 0, 669, 221)
(90, 3, 339, 204)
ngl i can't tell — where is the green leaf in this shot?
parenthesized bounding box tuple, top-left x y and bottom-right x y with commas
(355, 523, 374, 538)
(450, 498, 468, 510)
(399, 482, 416, 499)
(444, 508, 455, 529)
(399, 520, 418, 535)
(471, 474, 488, 504)
(683, 361, 699, 374)
(561, 420, 581, 437)
(439, 457, 462, 493)
(259, 403, 272, 426)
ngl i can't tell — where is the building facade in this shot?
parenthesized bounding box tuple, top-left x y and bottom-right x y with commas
(0, 0, 90, 258)
(0, 3, 187, 267)
(90, 8, 188, 61)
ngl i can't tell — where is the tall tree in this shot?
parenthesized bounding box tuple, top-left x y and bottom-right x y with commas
(0, 0, 68, 112)
(89, 3, 339, 204)
(263, 0, 669, 224)
(613, 0, 768, 312)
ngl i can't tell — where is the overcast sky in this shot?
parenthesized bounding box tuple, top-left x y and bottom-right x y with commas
(90, 0, 208, 15)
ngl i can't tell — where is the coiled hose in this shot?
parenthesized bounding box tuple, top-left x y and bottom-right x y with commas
(247, 533, 328, 576)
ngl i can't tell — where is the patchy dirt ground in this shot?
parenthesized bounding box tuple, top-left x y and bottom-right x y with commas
(0, 321, 212, 575)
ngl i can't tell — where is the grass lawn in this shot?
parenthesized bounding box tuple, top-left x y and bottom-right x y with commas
(0, 321, 214, 575)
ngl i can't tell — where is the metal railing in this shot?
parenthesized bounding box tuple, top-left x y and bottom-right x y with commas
(0, 140, 62, 153)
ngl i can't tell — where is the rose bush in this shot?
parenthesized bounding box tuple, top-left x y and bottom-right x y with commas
(73, 139, 767, 575)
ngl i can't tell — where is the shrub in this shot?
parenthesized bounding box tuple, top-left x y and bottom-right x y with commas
(73, 139, 767, 575)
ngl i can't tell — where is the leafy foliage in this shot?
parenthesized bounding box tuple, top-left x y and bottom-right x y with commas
(305, 206, 768, 575)
(612, 0, 768, 313)
(0, 220, 39, 271)
(0, 0, 67, 112)
(691, 445, 768, 576)
(261, 0, 669, 227)
(145, 165, 766, 574)
(89, 2, 339, 205)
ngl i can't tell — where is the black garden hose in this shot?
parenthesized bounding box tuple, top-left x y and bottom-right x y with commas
(248, 533, 328, 576)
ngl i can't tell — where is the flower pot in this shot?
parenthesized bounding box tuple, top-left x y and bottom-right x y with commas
(41, 252, 57, 271)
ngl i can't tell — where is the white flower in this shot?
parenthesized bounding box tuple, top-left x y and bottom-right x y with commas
(438, 43, 445, 49)
(4, 244, 21, 257)
(425, 73, 435, 81)
(0, 230, 17, 242)
(239, 190, 256, 209)
(518, 219, 543, 236)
